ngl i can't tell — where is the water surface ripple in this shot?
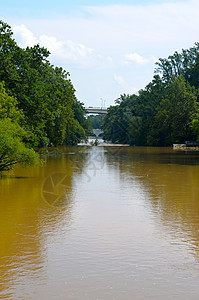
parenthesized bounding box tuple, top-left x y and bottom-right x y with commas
(0, 146, 199, 299)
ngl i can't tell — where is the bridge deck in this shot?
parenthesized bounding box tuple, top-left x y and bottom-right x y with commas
(85, 107, 107, 114)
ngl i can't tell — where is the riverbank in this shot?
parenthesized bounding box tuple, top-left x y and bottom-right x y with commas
(98, 143, 130, 147)
(173, 143, 199, 151)
(79, 137, 130, 147)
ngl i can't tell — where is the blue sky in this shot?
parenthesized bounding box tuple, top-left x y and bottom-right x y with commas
(1, 0, 198, 107)
(2, 0, 185, 15)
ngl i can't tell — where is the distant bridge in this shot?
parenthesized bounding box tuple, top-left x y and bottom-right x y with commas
(85, 107, 107, 114)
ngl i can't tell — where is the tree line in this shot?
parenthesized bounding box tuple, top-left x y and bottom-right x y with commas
(102, 43, 199, 146)
(0, 20, 91, 171)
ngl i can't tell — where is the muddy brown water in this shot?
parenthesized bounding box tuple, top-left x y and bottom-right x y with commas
(0, 146, 199, 300)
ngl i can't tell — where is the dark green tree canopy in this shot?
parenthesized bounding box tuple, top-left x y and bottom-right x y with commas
(0, 20, 89, 150)
(155, 42, 199, 87)
(103, 43, 199, 146)
(0, 20, 91, 171)
(0, 119, 40, 171)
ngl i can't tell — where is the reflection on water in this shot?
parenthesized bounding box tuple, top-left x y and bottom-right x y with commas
(1, 146, 199, 299)
(0, 146, 89, 299)
(106, 147, 199, 246)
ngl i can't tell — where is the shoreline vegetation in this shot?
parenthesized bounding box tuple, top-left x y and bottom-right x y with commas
(173, 143, 199, 151)
(0, 20, 91, 172)
(102, 43, 199, 148)
(1, 20, 199, 172)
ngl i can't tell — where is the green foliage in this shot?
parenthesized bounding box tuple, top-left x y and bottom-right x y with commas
(65, 119, 87, 145)
(102, 103, 130, 143)
(188, 54, 199, 89)
(88, 114, 104, 129)
(103, 43, 199, 146)
(72, 99, 92, 138)
(0, 21, 20, 87)
(0, 82, 22, 122)
(149, 77, 197, 145)
(0, 83, 40, 171)
(0, 19, 90, 172)
(0, 20, 89, 151)
(192, 117, 199, 141)
(147, 98, 172, 146)
(2, 19, 199, 153)
(0, 119, 40, 171)
(103, 77, 166, 145)
(155, 42, 199, 86)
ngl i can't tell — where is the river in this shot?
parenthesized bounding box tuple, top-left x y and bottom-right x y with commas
(0, 146, 199, 300)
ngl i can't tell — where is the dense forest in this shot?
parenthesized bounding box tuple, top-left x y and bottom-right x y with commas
(102, 43, 199, 146)
(0, 20, 91, 171)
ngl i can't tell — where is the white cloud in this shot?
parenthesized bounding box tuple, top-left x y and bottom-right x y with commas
(114, 74, 127, 87)
(64, 40, 93, 59)
(13, 24, 39, 47)
(124, 53, 149, 65)
(12, 24, 114, 68)
(82, 0, 199, 53)
(49, 39, 94, 66)
(114, 74, 138, 95)
(107, 56, 113, 63)
(12, 1, 199, 67)
(9, 0, 199, 105)
(39, 35, 63, 52)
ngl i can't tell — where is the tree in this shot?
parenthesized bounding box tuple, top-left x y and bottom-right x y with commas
(191, 117, 199, 141)
(149, 77, 198, 145)
(0, 119, 40, 171)
(129, 75, 167, 145)
(188, 53, 199, 89)
(102, 100, 131, 144)
(0, 20, 89, 148)
(70, 99, 91, 142)
(0, 20, 20, 89)
(102, 76, 166, 146)
(0, 81, 22, 122)
(88, 114, 104, 130)
(0, 83, 40, 171)
(155, 43, 199, 87)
